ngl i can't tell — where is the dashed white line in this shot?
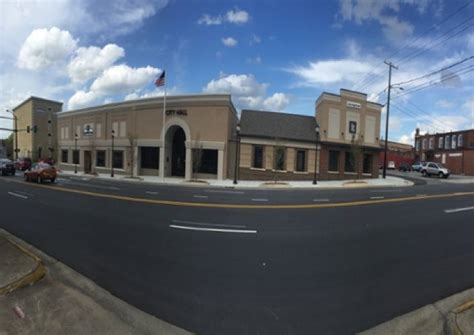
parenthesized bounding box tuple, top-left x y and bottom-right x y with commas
(145, 191, 159, 195)
(251, 198, 268, 202)
(8, 192, 28, 199)
(370, 196, 385, 200)
(312, 198, 330, 202)
(169, 224, 257, 234)
(444, 206, 474, 214)
(172, 219, 247, 228)
(204, 189, 245, 194)
(193, 195, 208, 199)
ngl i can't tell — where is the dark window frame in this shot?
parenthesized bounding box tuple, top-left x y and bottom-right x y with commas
(112, 150, 124, 169)
(61, 149, 68, 163)
(96, 150, 106, 167)
(72, 150, 80, 164)
(328, 150, 339, 172)
(363, 153, 372, 174)
(274, 147, 286, 171)
(252, 145, 264, 169)
(295, 149, 307, 172)
(140, 147, 159, 169)
(192, 149, 218, 174)
(344, 151, 356, 173)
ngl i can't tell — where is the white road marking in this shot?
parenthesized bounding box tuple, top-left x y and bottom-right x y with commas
(370, 196, 385, 200)
(444, 206, 474, 214)
(172, 219, 247, 229)
(313, 198, 330, 202)
(251, 198, 268, 202)
(204, 189, 245, 194)
(369, 189, 402, 193)
(145, 191, 159, 195)
(8, 192, 28, 199)
(193, 195, 208, 199)
(169, 224, 257, 234)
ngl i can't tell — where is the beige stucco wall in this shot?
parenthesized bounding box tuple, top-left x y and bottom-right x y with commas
(315, 90, 381, 148)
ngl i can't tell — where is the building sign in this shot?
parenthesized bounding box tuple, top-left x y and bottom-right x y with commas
(83, 124, 94, 136)
(346, 101, 361, 109)
(166, 109, 187, 116)
(349, 121, 357, 134)
(435, 154, 441, 158)
(449, 153, 462, 157)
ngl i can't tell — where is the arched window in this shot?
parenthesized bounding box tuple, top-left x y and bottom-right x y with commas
(458, 134, 463, 147)
(445, 135, 450, 149)
(452, 135, 457, 149)
(438, 137, 443, 148)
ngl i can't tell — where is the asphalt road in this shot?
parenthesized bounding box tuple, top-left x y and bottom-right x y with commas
(1, 174, 473, 334)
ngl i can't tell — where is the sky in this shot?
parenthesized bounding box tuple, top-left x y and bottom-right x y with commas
(0, 0, 473, 144)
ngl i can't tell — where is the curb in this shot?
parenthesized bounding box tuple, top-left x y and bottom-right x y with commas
(0, 235, 46, 295)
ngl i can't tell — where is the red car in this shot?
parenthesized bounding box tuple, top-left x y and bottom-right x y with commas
(24, 163, 57, 183)
(15, 157, 32, 171)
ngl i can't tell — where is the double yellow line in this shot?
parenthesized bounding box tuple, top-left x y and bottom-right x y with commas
(8, 179, 474, 210)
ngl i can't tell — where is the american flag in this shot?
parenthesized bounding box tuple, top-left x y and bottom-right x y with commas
(155, 70, 165, 87)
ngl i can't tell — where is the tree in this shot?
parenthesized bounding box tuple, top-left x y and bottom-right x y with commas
(4, 134, 14, 159)
(127, 132, 138, 178)
(350, 133, 364, 180)
(273, 137, 285, 183)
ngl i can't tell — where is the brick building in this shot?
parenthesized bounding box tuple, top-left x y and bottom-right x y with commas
(379, 140, 415, 169)
(414, 128, 474, 175)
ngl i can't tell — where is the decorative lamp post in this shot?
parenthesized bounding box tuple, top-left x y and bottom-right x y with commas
(233, 124, 241, 185)
(313, 125, 320, 185)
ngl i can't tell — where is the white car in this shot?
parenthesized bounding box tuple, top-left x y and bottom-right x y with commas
(387, 161, 396, 170)
(421, 162, 450, 178)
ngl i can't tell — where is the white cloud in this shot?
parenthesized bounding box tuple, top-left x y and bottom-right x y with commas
(17, 27, 78, 70)
(222, 37, 238, 47)
(124, 86, 178, 101)
(90, 64, 160, 94)
(226, 8, 249, 24)
(68, 90, 100, 110)
(68, 44, 125, 83)
(203, 73, 289, 111)
(247, 56, 262, 64)
(287, 59, 373, 85)
(262, 93, 290, 111)
(250, 34, 261, 45)
(398, 134, 412, 145)
(435, 99, 455, 109)
(197, 14, 223, 25)
(197, 8, 249, 25)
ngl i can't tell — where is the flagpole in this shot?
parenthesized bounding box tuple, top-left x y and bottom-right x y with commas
(162, 73, 167, 181)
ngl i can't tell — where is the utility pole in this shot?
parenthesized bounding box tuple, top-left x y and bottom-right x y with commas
(382, 60, 398, 179)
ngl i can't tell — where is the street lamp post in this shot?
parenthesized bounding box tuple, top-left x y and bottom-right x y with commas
(74, 133, 78, 174)
(111, 129, 115, 178)
(313, 126, 320, 185)
(6, 109, 18, 160)
(233, 124, 241, 185)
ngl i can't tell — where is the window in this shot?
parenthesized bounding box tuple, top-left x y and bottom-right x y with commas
(429, 138, 434, 149)
(438, 137, 444, 149)
(363, 154, 372, 174)
(140, 147, 159, 169)
(445, 135, 450, 149)
(458, 134, 463, 147)
(422, 138, 427, 149)
(274, 147, 286, 171)
(328, 150, 339, 172)
(252, 145, 264, 168)
(415, 140, 420, 150)
(72, 150, 79, 164)
(61, 150, 68, 163)
(193, 149, 218, 174)
(451, 135, 457, 149)
(295, 150, 306, 172)
(112, 150, 124, 169)
(96, 150, 106, 167)
(344, 152, 356, 172)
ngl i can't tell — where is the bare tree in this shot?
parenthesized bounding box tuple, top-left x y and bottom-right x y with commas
(273, 137, 285, 183)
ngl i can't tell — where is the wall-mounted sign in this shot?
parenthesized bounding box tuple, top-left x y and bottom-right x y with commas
(166, 109, 187, 116)
(346, 101, 361, 109)
(83, 124, 94, 136)
(349, 121, 357, 134)
(449, 153, 462, 157)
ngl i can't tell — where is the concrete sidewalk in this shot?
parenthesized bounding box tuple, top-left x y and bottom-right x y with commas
(0, 229, 192, 335)
(359, 288, 474, 335)
(59, 170, 413, 189)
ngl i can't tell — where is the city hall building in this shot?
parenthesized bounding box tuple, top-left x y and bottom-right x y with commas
(14, 88, 382, 181)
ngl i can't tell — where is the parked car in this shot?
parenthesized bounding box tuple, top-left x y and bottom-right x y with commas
(398, 162, 412, 172)
(412, 161, 426, 172)
(421, 162, 450, 178)
(15, 157, 32, 171)
(0, 158, 16, 176)
(387, 161, 396, 170)
(24, 162, 57, 183)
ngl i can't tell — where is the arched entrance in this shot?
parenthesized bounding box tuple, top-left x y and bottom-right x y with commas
(165, 126, 186, 177)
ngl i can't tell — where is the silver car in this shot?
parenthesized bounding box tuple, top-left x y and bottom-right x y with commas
(421, 162, 450, 178)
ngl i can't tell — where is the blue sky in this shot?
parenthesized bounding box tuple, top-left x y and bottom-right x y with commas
(1, 0, 473, 143)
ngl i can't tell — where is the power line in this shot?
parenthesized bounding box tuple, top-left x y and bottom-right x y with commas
(352, 1, 473, 92)
(391, 104, 446, 134)
(392, 55, 474, 87)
